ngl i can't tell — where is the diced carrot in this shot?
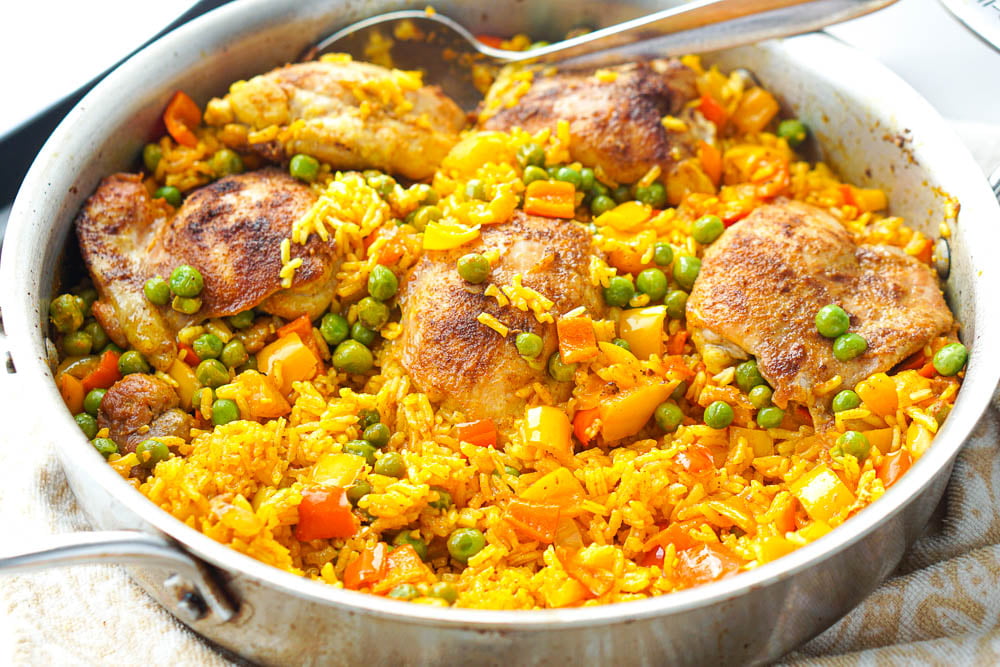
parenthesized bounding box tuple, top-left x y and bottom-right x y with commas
(344, 542, 388, 590)
(177, 342, 200, 366)
(373, 544, 434, 594)
(523, 180, 576, 218)
(557, 316, 598, 364)
(504, 498, 561, 543)
(877, 449, 912, 488)
(572, 407, 600, 446)
(257, 332, 319, 395)
(57, 373, 85, 415)
(697, 141, 722, 186)
(81, 348, 121, 392)
(163, 91, 202, 148)
(294, 486, 359, 541)
(475, 34, 505, 48)
(454, 419, 497, 447)
(698, 93, 728, 129)
(730, 88, 779, 135)
(674, 542, 742, 588)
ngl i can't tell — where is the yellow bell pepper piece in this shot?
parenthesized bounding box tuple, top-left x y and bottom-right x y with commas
(598, 340, 638, 366)
(598, 380, 674, 442)
(856, 372, 898, 417)
(789, 464, 856, 524)
(520, 467, 585, 513)
(619, 305, 667, 360)
(168, 359, 199, 410)
(522, 406, 573, 457)
(423, 220, 481, 250)
(257, 332, 319, 395)
(594, 201, 653, 232)
(906, 421, 933, 458)
(730, 426, 773, 457)
(314, 453, 366, 487)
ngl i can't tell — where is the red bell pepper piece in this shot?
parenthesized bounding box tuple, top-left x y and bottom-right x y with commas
(344, 542, 388, 590)
(294, 487, 359, 541)
(81, 348, 121, 392)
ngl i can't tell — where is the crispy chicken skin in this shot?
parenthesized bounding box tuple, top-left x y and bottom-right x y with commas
(98, 374, 189, 454)
(203, 60, 467, 180)
(76, 169, 328, 371)
(392, 212, 603, 427)
(481, 60, 700, 190)
(687, 199, 953, 424)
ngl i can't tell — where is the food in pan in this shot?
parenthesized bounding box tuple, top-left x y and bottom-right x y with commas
(51, 44, 967, 610)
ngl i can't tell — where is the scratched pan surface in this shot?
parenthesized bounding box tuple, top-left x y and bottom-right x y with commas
(2, 0, 999, 664)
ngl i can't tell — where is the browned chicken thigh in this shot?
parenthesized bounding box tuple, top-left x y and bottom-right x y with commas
(203, 59, 467, 180)
(391, 212, 603, 427)
(686, 199, 953, 423)
(481, 60, 704, 201)
(76, 169, 327, 371)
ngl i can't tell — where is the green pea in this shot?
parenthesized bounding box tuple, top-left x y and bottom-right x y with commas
(81, 322, 109, 353)
(634, 182, 667, 208)
(522, 165, 548, 186)
(118, 350, 150, 375)
(409, 183, 439, 206)
(603, 275, 635, 307)
(554, 166, 582, 189)
(655, 401, 684, 433)
(836, 430, 871, 461)
(154, 186, 182, 207)
(704, 401, 734, 429)
(195, 358, 230, 388)
(671, 381, 688, 401)
(579, 168, 596, 192)
(320, 313, 349, 346)
(392, 531, 428, 560)
(447, 527, 486, 564)
(332, 340, 374, 374)
(144, 276, 171, 305)
(673, 256, 701, 291)
(351, 322, 378, 347)
(344, 439, 377, 466)
(691, 214, 725, 245)
(515, 332, 544, 359)
(193, 333, 223, 360)
(92, 437, 118, 459)
(346, 479, 372, 505)
(289, 153, 320, 182)
(221, 340, 249, 368)
(237, 353, 258, 374)
(636, 268, 668, 301)
(429, 486, 453, 510)
(84, 388, 106, 417)
(76, 288, 98, 315)
(777, 119, 808, 147)
(358, 408, 381, 429)
(591, 182, 610, 199)
(228, 310, 255, 329)
(75, 413, 98, 439)
(517, 142, 546, 168)
(363, 422, 391, 448)
(136, 439, 170, 468)
(50, 294, 84, 334)
(407, 205, 442, 232)
(171, 295, 202, 315)
(211, 398, 240, 425)
(429, 582, 458, 604)
(815, 304, 850, 339)
(503, 465, 521, 477)
(210, 148, 244, 178)
(388, 584, 419, 601)
(62, 331, 93, 357)
(143, 143, 163, 172)
(590, 194, 616, 217)
(192, 387, 215, 409)
(833, 333, 868, 362)
(664, 290, 688, 320)
(611, 184, 632, 203)
(368, 265, 398, 301)
(832, 389, 861, 413)
(461, 179, 487, 201)
(748, 385, 773, 409)
(756, 406, 785, 429)
(653, 243, 674, 267)
(374, 452, 406, 478)
(357, 297, 390, 330)
(170, 264, 204, 298)
(612, 338, 631, 352)
(547, 352, 577, 382)
(735, 359, 766, 393)
(457, 253, 491, 284)
(933, 343, 968, 377)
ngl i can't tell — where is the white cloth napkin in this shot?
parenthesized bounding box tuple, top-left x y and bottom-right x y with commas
(2, 121, 998, 666)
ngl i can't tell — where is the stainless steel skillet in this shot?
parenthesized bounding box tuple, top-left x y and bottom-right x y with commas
(2, 0, 999, 664)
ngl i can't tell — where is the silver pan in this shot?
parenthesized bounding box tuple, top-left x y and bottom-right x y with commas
(2, 1, 999, 664)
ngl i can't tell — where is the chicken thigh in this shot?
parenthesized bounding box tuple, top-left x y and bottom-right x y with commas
(686, 199, 953, 422)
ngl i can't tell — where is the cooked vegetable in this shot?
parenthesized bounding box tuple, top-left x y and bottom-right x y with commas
(211, 148, 243, 177)
(50, 294, 84, 334)
(143, 143, 163, 172)
(515, 332, 543, 359)
(704, 401, 734, 429)
(163, 91, 201, 148)
(655, 401, 684, 433)
(136, 439, 170, 468)
(295, 486, 359, 541)
(259, 332, 320, 391)
(392, 532, 429, 561)
(524, 180, 575, 218)
(118, 350, 151, 375)
(363, 423, 391, 448)
(833, 333, 868, 361)
(344, 440, 377, 466)
(556, 316, 598, 364)
(455, 419, 498, 447)
(735, 359, 766, 393)
(636, 268, 668, 301)
(154, 186, 182, 207)
(634, 182, 667, 208)
(603, 275, 635, 308)
(457, 253, 491, 284)
(547, 352, 577, 382)
(170, 264, 204, 298)
(777, 118, 808, 147)
(320, 313, 350, 345)
(835, 430, 871, 461)
(351, 322, 377, 346)
(756, 406, 784, 429)
(193, 333, 223, 360)
(92, 437, 119, 459)
(673, 256, 701, 291)
(748, 385, 773, 409)
(368, 265, 399, 301)
(691, 215, 724, 244)
(815, 304, 850, 339)
(143, 276, 171, 305)
(447, 527, 486, 563)
(196, 359, 229, 388)
(933, 343, 968, 376)
(221, 340, 249, 368)
(83, 388, 106, 417)
(517, 142, 546, 167)
(332, 340, 374, 375)
(289, 154, 320, 182)
(831, 389, 861, 412)
(75, 413, 98, 439)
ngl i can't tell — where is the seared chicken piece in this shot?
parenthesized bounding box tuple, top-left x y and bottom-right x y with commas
(687, 199, 953, 424)
(392, 212, 603, 427)
(203, 60, 467, 180)
(98, 374, 191, 454)
(481, 60, 704, 201)
(76, 169, 328, 371)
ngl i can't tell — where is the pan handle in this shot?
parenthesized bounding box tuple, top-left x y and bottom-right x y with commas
(0, 530, 237, 623)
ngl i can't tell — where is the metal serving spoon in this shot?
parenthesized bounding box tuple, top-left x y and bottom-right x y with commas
(311, 0, 898, 108)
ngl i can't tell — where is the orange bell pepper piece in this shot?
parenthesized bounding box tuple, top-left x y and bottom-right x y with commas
(57, 373, 85, 415)
(642, 521, 699, 552)
(877, 449, 912, 489)
(344, 542, 389, 590)
(730, 87, 779, 135)
(504, 499, 561, 544)
(674, 542, 742, 588)
(598, 380, 673, 442)
(698, 93, 728, 130)
(697, 141, 723, 186)
(557, 316, 598, 364)
(524, 180, 576, 219)
(163, 91, 202, 148)
(294, 486, 359, 541)
(475, 34, 505, 49)
(572, 407, 600, 446)
(454, 419, 497, 447)
(372, 544, 434, 594)
(81, 348, 121, 392)
(257, 332, 319, 395)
